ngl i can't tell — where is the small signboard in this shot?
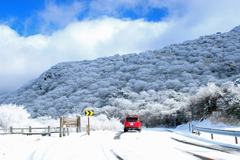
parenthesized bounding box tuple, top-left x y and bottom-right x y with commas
(63, 118, 77, 127)
(60, 116, 81, 137)
(85, 110, 94, 116)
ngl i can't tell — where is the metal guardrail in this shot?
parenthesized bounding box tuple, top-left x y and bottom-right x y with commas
(192, 125, 240, 144)
(192, 125, 240, 137)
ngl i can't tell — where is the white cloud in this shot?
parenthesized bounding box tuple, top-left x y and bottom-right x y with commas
(36, 0, 86, 34)
(1, 0, 240, 95)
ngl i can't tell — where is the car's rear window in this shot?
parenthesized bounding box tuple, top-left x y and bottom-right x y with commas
(126, 118, 138, 122)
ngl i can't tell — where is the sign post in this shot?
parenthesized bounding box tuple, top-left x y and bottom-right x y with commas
(88, 117, 90, 135)
(172, 113, 177, 128)
(187, 112, 192, 131)
(85, 110, 94, 135)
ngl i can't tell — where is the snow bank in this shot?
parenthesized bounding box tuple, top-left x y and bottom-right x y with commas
(175, 119, 240, 149)
(176, 119, 240, 131)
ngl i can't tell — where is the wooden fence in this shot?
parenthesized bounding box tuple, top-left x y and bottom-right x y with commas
(0, 115, 84, 137)
(0, 126, 59, 136)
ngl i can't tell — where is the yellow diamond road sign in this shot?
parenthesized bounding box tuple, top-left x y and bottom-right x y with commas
(85, 110, 94, 116)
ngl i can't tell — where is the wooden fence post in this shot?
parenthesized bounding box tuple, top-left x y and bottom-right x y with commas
(29, 126, 32, 133)
(10, 127, 13, 134)
(67, 128, 70, 136)
(60, 116, 63, 137)
(63, 128, 66, 136)
(235, 137, 238, 144)
(211, 133, 213, 139)
(77, 115, 81, 133)
(48, 126, 51, 136)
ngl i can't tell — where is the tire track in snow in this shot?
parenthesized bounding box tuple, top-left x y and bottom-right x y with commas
(102, 142, 124, 160)
(40, 141, 59, 160)
(102, 144, 110, 160)
(28, 140, 59, 160)
(114, 132, 125, 140)
(171, 137, 240, 154)
(174, 147, 216, 160)
(110, 150, 124, 160)
(112, 131, 146, 160)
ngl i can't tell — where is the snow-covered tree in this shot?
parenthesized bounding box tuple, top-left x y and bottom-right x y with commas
(0, 25, 240, 125)
(0, 104, 30, 129)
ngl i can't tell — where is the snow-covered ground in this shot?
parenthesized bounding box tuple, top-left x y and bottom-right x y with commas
(175, 119, 240, 149)
(1, 119, 240, 160)
(0, 131, 199, 160)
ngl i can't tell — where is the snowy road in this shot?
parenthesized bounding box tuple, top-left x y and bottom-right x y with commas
(2, 128, 240, 160)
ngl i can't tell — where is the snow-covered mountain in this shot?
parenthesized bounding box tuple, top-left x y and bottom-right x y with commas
(1, 25, 240, 118)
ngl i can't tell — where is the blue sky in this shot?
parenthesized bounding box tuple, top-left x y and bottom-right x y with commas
(1, 0, 240, 95)
(0, 0, 168, 36)
(0, 0, 44, 35)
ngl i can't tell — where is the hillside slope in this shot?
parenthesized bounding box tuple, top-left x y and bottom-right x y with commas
(1, 25, 240, 118)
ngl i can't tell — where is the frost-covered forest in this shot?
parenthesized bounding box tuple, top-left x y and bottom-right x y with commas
(0, 26, 240, 127)
(0, 104, 123, 131)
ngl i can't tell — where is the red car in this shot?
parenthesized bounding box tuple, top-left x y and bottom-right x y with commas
(124, 116, 142, 132)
